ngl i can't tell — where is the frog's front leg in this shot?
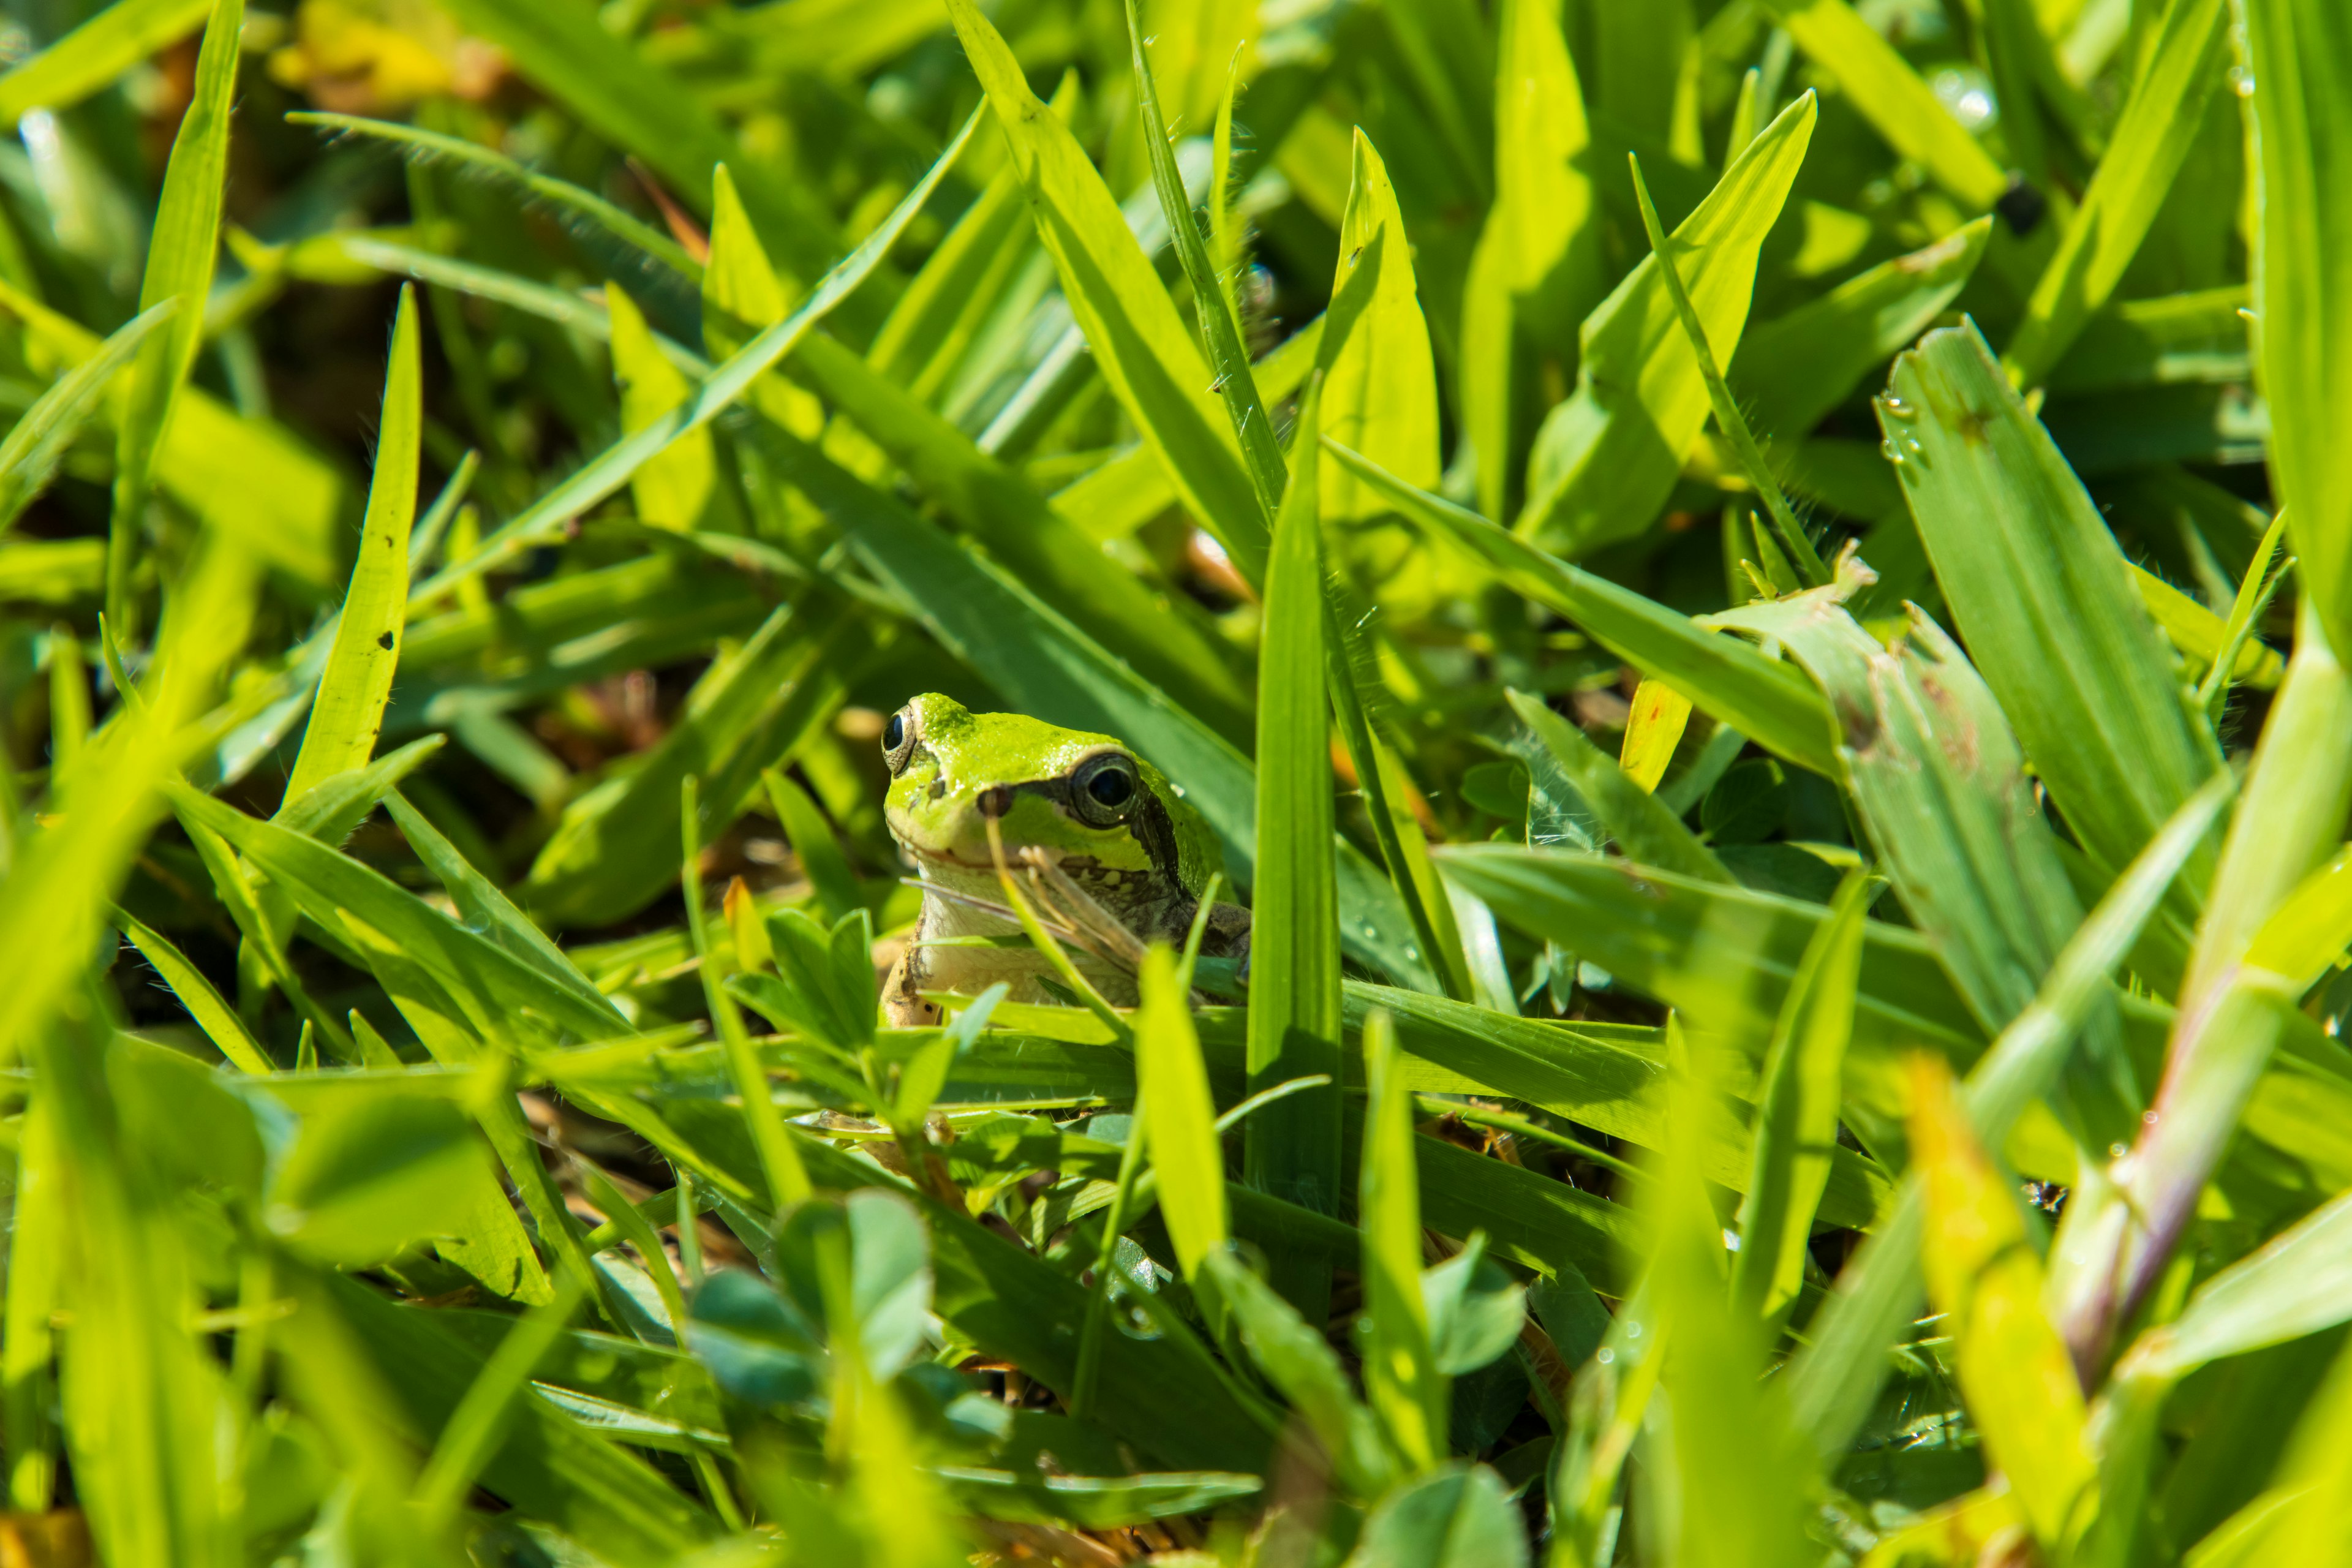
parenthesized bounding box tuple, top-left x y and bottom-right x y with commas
(882, 951, 942, 1027)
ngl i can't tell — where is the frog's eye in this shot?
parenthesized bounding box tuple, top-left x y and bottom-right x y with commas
(1071, 753, 1137, 824)
(882, 708, 917, 774)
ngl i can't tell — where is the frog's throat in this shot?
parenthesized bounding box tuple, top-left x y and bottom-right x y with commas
(902, 852, 1193, 1009)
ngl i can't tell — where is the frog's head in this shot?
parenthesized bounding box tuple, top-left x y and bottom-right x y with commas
(880, 693, 1213, 891)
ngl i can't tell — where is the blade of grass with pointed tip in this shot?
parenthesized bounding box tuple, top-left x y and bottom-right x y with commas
(1362, 1008, 1445, 1473)
(280, 287, 420, 811)
(0, 300, 173, 538)
(0, 0, 208, 127)
(1248, 385, 1344, 1312)
(116, 909, 272, 1074)
(944, 0, 1267, 582)
(107, 0, 240, 636)
(2002, 0, 2230, 388)
(1519, 93, 1817, 557)
(1322, 130, 1443, 526)
(1331, 444, 1841, 778)
(407, 113, 974, 606)
(1882, 321, 2225, 905)
(1629, 153, 1825, 584)
(1730, 872, 1866, 1321)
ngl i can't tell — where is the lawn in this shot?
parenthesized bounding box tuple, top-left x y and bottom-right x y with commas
(0, 0, 2347, 1563)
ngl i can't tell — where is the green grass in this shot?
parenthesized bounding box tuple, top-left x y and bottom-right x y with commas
(0, 0, 2347, 1562)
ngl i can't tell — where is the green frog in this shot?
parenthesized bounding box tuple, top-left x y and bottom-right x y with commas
(879, 693, 1249, 1025)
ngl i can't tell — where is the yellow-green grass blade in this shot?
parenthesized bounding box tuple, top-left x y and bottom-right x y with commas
(1136, 944, 1229, 1282)
(1880, 322, 2225, 908)
(1910, 1055, 2098, 1552)
(1360, 1009, 1446, 1472)
(1330, 442, 1841, 778)
(1246, 377, 1344, 1311)
(0, 298, 173, 538)
(1321, 130, 1443, 530)
(0, 0, 208, 127)
(1520, 92, 1817, 557)
(1123, 0, 1287, 524)
(115, 907, 272, 1073)
(944, 0, 1267, 582)
(2244, 0, 2352, 657)
(0, 534, 258, 1067)
(405, 110, 974, 608)
(608, 284, 716, 531)
(1646, 1044, 1817, 1568)
(279, 286, 421, 812)
(1730, 872, 1867, 1322)
(1753, 0, 2011, 210)
(287, 111, 701, 279)
(107, 0, 241, 636)
(2003, 0, 2231, 389)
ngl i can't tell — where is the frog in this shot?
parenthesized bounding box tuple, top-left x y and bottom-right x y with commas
(878, 693, 1250, 1025)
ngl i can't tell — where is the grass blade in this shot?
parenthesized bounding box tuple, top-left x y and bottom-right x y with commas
(0, 300, 173, 538)
(1730, 871, 1867, 1321)
(1520, 92, 1816, 556)
(280, 287, 420, 811)
(943, 0, 1267, 582)
(1882, 321, 2224, 903)
(1331, 443, 1841, 778)
(1361, 1009, 1444, 1472)
(2243, 0, 2352, 654)
(0, 0, 208, 126)
(2002, 0, 2231, 388)
(407, 111, 974, 606)
(107, 0, 239, 636)
(1248, 377, 1344, 1310)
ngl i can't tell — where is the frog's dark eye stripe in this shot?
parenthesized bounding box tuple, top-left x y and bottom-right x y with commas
(1069, 752, 1137, 826)
(882, 707, 916, 774)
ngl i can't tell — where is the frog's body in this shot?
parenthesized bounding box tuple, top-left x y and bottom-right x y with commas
(880, 694, 1248, 1024)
